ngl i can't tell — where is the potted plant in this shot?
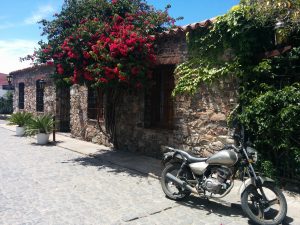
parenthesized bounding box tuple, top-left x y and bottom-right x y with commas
(8, 112, 33, 136)
(25, 114, 54, 145)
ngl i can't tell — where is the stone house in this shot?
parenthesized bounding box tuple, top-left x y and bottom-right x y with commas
(11, 20, 238, 157)
(10, 65, 71, 132)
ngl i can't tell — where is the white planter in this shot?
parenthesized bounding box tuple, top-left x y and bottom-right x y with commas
(16, 127, 25, 136)
(37, 133, 50, 145)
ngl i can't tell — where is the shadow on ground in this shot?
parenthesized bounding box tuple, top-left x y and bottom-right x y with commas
(178, 196, 249, 222)
(64, 150, 152, 179)
(178, 195, 294, 225)
(29, 140, 65, 147)
(62, 148, 295, 225)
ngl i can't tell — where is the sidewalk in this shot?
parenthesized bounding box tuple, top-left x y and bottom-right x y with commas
(0, 121, 162, 179)
(1, 120, 300, 224)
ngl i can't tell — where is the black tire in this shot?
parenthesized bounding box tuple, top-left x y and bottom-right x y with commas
(241, 182, 287, 225)
(161, 163, 191, 201)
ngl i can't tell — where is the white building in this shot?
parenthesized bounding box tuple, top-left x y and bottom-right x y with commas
(0, 73, 8, 97)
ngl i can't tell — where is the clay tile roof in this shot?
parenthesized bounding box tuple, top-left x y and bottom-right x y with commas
(0, 73, 8, 86)
(9, 64, 54, 76)
(157, 18, 215, 38)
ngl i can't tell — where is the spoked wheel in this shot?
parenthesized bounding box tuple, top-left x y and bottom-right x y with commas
(161, 163, 191, 201)
(241, 183, 287, 225)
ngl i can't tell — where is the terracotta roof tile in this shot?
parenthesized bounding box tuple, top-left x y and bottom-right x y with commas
(157, 19, 214, 38)
(9, 64, 54, 76)
(0, 73, 8, 85)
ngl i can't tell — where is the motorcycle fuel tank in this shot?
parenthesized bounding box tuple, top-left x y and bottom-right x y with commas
(206, 150, 238, 166)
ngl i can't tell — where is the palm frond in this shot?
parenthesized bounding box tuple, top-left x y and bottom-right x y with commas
(8, 112, 33, 127)
(25, 114, 54, 136)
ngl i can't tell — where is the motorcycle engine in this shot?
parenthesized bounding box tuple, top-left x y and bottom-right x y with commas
(203, 167, 232, 194)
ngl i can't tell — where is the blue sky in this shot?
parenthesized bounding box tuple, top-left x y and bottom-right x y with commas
(0, 0, 239, 73)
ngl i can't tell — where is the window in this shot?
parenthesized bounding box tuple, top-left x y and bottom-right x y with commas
(18, 83, 25, 109)
(145, 65, 175, 129)
(87, 87, 104, 120)
(36, 80, 44, 112)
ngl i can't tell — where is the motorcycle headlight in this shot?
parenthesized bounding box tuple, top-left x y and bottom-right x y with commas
(247, 147, 258, 163)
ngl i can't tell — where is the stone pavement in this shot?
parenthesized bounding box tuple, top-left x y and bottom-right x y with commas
(0, 121, 299, 225)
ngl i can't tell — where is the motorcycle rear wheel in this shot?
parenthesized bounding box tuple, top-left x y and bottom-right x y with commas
(161, 163, 191, 201)
(241, 182, 287, 225)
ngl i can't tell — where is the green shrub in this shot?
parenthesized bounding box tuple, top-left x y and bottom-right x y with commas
(0, 92, 13, 114)
(8, 112, 33, 127)
(25, 114, 54, 136)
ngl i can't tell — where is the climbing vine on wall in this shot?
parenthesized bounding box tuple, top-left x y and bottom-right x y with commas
(173, 2, 300, 181)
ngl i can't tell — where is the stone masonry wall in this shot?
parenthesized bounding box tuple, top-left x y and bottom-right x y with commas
(172, 76, 238, 156)
(69, 32, 239, 158)
(70, 84, 112, 146)
(155, 33, 188, 65)
(70, 78, 237, 158)
(11, 65, 56, 116)
(113, 76, 237, 158)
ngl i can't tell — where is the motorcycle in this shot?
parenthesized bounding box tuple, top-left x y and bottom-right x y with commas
(160, 132, 287, 225)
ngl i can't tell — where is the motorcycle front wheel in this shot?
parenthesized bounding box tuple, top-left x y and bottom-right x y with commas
(161, 163, 191, 201)
(241, 182, 287, 225)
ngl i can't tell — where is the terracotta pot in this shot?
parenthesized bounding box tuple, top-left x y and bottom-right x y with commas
(37, 133, 50, 145)
(16, 127, 25, 136)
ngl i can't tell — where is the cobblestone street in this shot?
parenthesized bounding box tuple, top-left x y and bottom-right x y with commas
(0, 127, 297, 225)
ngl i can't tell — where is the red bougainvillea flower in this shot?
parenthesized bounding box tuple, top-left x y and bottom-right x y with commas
(83, 71, 93, 81)
(46, 61, 54, 66)
(83, 51, 91, 59)
(99, 77, 108, 83)
(57, 64, 64, 75)
(32, 0, 175, 89)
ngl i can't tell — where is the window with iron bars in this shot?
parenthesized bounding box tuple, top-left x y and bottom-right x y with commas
(87, 87, 104, 120)
(18, 83, 25, 109)
(36, 80, 44, 112)
(144, 65, 175, 129)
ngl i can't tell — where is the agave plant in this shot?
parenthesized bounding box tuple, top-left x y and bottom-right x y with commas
(8, 112, 33, 127)
(25, 114, 54, 136)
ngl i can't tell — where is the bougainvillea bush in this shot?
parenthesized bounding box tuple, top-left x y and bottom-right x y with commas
(25, 0, 176, 146)
(32, 0, 175, 89)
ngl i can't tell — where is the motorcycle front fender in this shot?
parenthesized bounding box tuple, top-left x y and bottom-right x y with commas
(239, 176, 275, 196)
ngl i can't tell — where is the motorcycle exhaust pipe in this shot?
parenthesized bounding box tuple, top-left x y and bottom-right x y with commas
(166, 173, 198, 194)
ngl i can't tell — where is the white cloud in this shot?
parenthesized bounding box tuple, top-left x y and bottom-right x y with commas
(0, 39, 39, 73)
(25, 4, 55, 25)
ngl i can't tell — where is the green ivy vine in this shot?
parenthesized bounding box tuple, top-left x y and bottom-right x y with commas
(173, 3, 300, 182)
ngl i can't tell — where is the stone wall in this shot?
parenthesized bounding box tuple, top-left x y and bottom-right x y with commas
(114, 76, 237, 157)
(70, 77, 237, 158)
(70, 84, 112, 146)
(172, 76, 238, 156)
(11, 65, 56, 116)
(69, 32, 239, 157)
(155, 33, 188, 65)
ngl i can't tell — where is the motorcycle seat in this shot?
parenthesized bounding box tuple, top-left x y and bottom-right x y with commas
(176, 150, 207, 163)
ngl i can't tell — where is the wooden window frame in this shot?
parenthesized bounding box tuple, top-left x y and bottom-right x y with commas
(144, 65, 175, 129)
(36, 80, 44, 112)
(87, 87, 104, 121)
(18, 82, 25, 110)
